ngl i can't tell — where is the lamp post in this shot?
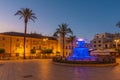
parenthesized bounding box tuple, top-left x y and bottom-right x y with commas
(114, 39, 120, 57)
(43, 38, 48, 42)
(114, 39, 119, 49)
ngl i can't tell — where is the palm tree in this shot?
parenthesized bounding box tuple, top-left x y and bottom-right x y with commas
(116, 21, 120, 28)
(68, 35, 76, 55)
(15, 8, 37, 59)
(53, 23, 73, 57)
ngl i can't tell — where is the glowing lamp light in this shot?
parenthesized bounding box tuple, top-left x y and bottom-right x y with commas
(77, 38, 84, 41)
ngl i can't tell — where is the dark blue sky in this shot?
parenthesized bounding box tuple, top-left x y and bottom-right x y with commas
(0, 0, 120, 41)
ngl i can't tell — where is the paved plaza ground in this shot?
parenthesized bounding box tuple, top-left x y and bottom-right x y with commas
(0, 59, 120, 80)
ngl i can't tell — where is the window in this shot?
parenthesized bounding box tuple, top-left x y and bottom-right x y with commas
(33, 47, 35, 49)
(98, 40, 101, 43)
(94, 41, 96, 43)
(39, 46, 41, 50)
(102, 35, 104, 38)
(105, 44, 108, 48)
(2, 37, 5, 40)
(113, 44, 115, 47)
(16, 44, 20, 47)
(94, 45, 96, 47)
(33, 40, 35, 42)
(98, 44, 101, 47)
(16, 38, 19, 42)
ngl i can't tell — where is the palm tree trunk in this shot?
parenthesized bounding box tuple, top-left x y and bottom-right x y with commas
(10, 36, 12, 57)
(71, 41, 73, 55)
(23, 22, 27, 59)
(63, 34, 65, 57)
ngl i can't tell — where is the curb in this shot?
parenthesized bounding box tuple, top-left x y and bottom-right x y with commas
(53, 62, 119, 67)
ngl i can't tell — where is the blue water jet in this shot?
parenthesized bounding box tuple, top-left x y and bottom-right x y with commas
(67, 38, 95, 61)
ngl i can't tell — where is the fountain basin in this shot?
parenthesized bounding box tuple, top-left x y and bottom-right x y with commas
(53, 38, 117, 66)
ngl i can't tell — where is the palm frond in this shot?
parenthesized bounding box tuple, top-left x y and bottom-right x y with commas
(116, 21, 120, 28)
(15, 8, 37, 23)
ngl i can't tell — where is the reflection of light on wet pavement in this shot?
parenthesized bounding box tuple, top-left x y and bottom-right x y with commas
(0, 59, 120, 80)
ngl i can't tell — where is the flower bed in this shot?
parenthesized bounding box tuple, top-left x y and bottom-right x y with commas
(53, 56, 116, 64)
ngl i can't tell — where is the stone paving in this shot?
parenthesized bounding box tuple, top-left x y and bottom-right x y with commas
(0, 59, 120, 80)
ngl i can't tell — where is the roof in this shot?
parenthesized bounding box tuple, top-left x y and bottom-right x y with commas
(0, 32, 57, 40)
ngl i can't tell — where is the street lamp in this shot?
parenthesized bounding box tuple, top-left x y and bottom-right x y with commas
(43, 38, 48, 42)
(114, 39, 119, 49)
(43, 38, 48, 47)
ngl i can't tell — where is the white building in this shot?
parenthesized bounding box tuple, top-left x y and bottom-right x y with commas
(90, 32, 120, 50)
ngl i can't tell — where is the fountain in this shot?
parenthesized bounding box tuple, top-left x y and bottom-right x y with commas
(67, 38, 95, 61)
(53, 38, 117, 66)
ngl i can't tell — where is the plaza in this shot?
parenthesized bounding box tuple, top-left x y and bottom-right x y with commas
(1, 1, 120, 80)
(0, 59, 120, 80)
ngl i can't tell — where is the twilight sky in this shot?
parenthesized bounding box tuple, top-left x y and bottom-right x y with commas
(0, 0, 120, 41)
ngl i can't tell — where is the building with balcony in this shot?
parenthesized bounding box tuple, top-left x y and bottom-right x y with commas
(0, 31, 93, 59)
(90, 32, 120, 50)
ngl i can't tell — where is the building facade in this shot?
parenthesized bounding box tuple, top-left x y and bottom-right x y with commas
(0, 32, 93, 59)
(0, 32, 58, 58)
(90, 32, 120, 50)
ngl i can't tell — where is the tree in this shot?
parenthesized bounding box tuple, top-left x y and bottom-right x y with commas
(0, 48, 5, 59)
(30, 49, 36, 54)
(41, 49, 53, 54)
(30, 49, 36, 59)
(53, 23, 73, 57)
(41, 49, 53, 58)
(68, 35, 76, 54)
(15, 8, 37, 59)
(56, 51, 60, 56)
(0, 48, 5, 54)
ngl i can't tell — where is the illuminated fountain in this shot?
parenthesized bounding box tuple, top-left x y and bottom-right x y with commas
(53, 38, 117, 66)
(67, 38, 95, 61)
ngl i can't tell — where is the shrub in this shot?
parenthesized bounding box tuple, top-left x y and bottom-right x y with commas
(0, 48, 5, 54)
